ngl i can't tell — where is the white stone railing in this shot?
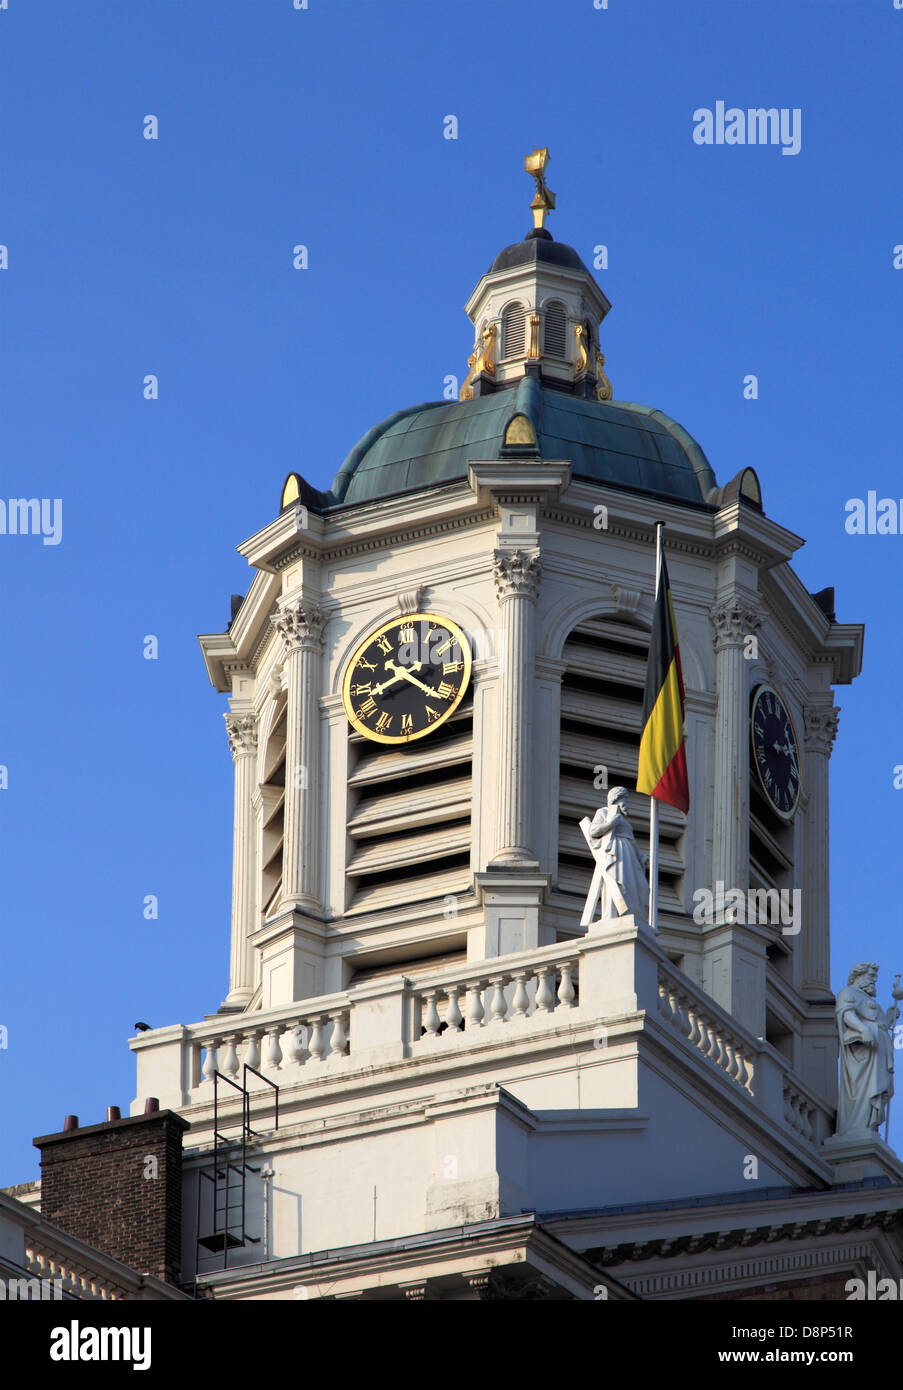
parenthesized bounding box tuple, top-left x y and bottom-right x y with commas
(411, 952, 579, 1042)
(0, 1191, 188, 1301)
(25, 1242, 128, 1300)
(132, 929, 833, 1157)
(656, 962, 835, 1148)
(194, 999, 352, 1091)
(783, 1077, 831, 1147)
(657, 964, 756, 1096)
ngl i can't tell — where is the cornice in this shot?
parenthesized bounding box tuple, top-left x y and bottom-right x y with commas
(274, 505, 498, 572)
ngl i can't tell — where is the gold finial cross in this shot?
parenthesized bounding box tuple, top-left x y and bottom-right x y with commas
(524, 147, 556, 231)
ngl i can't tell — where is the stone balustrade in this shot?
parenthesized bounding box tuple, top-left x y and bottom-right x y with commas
(131, 928, 833, 1157)
(0, 1189, 188, 1302)
(657, 964, 756, 1096)
(412, 954, 579, 1043)
(25, 1241, 127, 1300)
(196, 1002, 352, 1091)
(783, 1078, 831, 1146)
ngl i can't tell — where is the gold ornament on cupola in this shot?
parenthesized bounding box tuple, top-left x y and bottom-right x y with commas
(461, 148, 613, 402)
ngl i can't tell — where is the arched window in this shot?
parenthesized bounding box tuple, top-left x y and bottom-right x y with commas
(502, 302, 526, 358)
(543, 300, 568, 358)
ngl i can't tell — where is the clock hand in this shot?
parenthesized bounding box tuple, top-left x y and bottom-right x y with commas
(383, 657, 434, 696)
(371, 659, 423, 697)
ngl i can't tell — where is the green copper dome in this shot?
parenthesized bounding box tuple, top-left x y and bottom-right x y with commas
(289, 381, 719, 512)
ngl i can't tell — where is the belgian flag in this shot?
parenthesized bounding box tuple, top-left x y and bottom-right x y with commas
(636, 546, 690, 813)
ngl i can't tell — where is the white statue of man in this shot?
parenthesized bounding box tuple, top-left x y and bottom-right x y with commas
(835, 963, 903, 1137)
(580, 786, 648, 928)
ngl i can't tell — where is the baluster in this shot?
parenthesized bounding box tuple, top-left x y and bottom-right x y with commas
(309, 1015, 327, 1062)
(264, 1026, 283, 1071)
(330, 1009, 349, 1055)
(422, 990, 441, 1038)
(676, 993, 693, 1041)
(243, 1030, 262, 1071)
(558, 962, 576, 1010)
(446, 986, 464, 1031)
(511, 972, 530, 1018)
(721, 1036, 736, 1080)
(285, 1021, 308, 1066)
(220, 1035, 240, 1079)
(185, 1040, 201, 1089)
(535, 966, 555, 1014)
(465, 981, 485, 1029)
(488, 977, 508, 1024)
(657, 980, 671, 1021)
(202, 1038, 219, 1082)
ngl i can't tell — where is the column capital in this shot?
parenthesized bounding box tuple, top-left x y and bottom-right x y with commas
(273, 600, 325, 653)
(804, 704, 840, 756)
(493, 549, 542, 603)
(224, 712, 258, 760)
(709, 597, 762, 651)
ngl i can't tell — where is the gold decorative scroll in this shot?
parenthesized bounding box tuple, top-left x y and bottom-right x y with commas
(595, 350, 613, 402)
(460, 322, 497, 401)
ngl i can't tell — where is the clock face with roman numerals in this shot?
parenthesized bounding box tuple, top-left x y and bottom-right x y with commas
(750, 684, 802, 821)
(342, 613, 472, 745)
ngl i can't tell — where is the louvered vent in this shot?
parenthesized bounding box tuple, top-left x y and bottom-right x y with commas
(543, 301, 568, 358)
(260, 698, 287, 921)
(345, 692, 473, 914)
(502, 302, 526, 358)
(749, 772, 794, 928)
(557, 616, 686, 916)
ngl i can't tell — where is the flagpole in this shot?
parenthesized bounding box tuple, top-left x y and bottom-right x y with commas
(648, 522, 664, 932)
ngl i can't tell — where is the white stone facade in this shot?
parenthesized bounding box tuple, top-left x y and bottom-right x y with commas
(126, 232, 903, 1301)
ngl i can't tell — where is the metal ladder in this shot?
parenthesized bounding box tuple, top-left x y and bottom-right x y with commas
(195, 1065, 279, 1274)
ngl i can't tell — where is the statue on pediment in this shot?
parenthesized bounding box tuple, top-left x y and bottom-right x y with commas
(580, 787, 648, 928)
(835, 963, 903, 1137)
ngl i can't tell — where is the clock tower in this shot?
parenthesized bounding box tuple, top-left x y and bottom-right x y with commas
(126, 155, 903, 1301)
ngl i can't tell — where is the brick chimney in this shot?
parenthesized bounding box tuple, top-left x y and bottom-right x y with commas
(34, 1102, 189, 1286)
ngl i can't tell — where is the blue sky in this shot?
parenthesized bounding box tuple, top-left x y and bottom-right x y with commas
(1, 0, 902, 1180)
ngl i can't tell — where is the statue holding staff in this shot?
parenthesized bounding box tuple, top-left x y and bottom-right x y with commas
(835, 962, 903, 1137)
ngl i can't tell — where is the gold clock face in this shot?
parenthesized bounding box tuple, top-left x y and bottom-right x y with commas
(342, 613, 472, 744)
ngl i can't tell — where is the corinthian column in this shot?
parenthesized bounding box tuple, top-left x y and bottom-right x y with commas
(490, 549, 541, 867)
(273, 600, 325, 912)
(802, 703, 840, 994)
(709, 597, 761, 904)
(223, 713, 258, 1008)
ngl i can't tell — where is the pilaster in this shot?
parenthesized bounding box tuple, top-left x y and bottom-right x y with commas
(491, 548, 542, 868)
(273, 599, 326, 914)
(221, 712, 259, 1009)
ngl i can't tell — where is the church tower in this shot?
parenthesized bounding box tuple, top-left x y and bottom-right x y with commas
(128, 154, 903, 1300)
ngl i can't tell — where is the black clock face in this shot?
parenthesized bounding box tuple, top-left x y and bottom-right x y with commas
(342, 613, 472, 745)
(751, 685, 801, 820)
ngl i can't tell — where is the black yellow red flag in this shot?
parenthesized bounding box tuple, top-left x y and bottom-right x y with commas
(636, 549, 690, 813)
